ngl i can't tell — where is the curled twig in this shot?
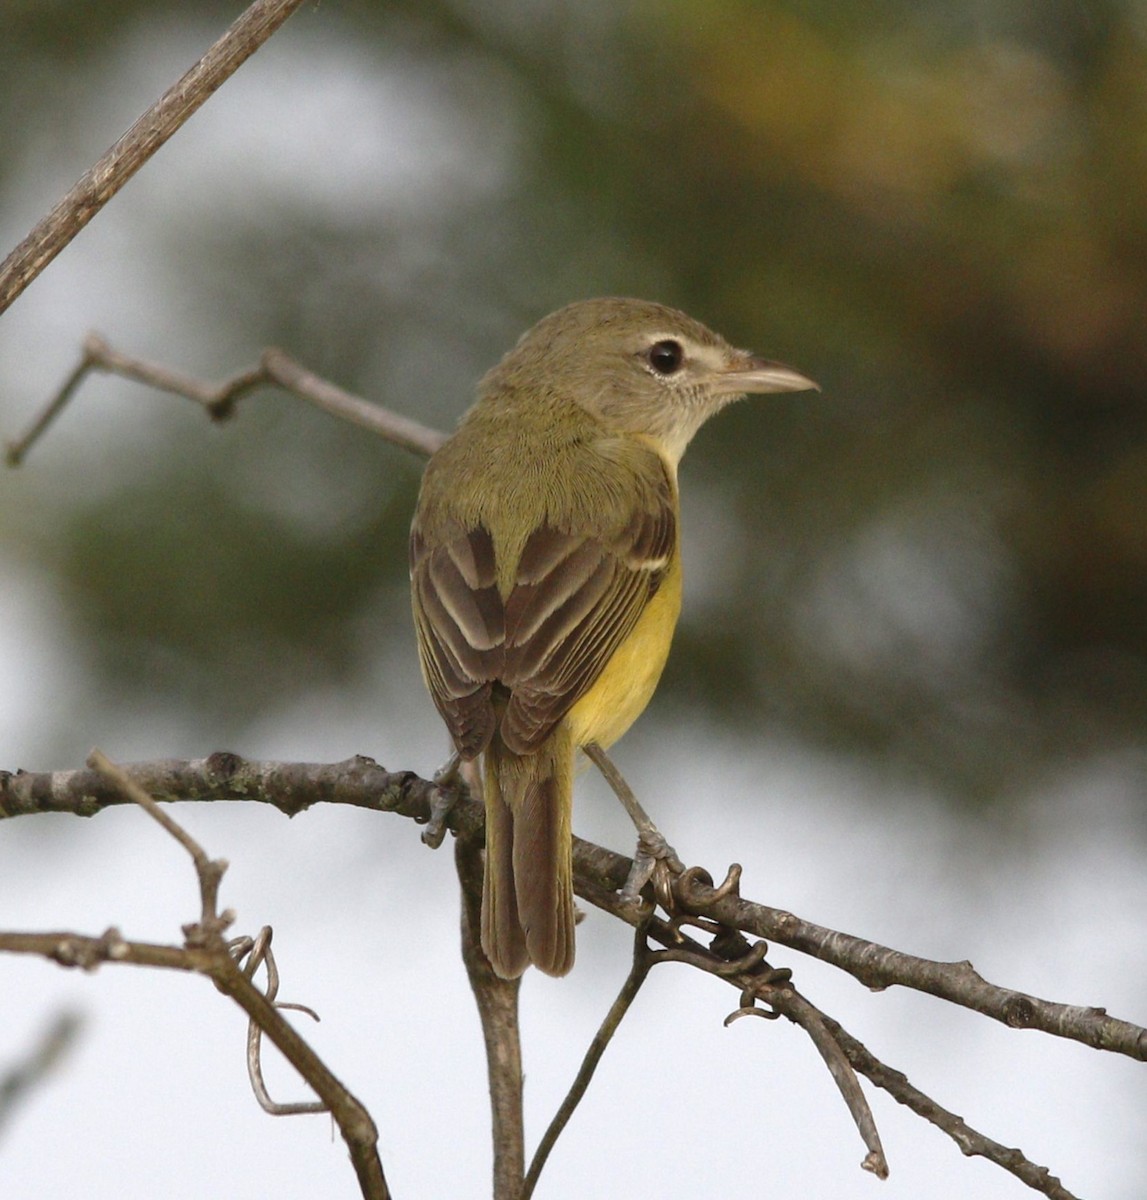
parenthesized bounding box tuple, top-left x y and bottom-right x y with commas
(236, 928, 326, 1117)
(44, 750, 391, 1200)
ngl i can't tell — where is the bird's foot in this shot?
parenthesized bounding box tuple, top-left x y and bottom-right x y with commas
(621, 819, 685, 912)
(582, 742, 686, 914)
(421, 751, 464, 849)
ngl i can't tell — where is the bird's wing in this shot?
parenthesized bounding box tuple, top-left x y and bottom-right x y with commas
(410, 523, 504, 759)
(410, 456, 675, 759)
(497, 495, 675, 754)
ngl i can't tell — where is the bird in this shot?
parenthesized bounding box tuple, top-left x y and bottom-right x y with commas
(409, 297, 817, 978)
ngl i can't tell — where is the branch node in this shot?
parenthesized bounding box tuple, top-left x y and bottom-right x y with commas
(862, 1149, 891, 1180)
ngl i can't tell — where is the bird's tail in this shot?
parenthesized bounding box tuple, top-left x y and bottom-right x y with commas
(481, 729, 575, 978)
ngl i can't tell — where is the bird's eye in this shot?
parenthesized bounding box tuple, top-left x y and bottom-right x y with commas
(647, 339, 684, 375)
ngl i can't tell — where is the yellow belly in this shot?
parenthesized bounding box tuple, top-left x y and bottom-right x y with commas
(565, 554, 683, 750)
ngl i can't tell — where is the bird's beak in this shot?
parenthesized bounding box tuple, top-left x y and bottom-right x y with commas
(711, 351, 820, 396)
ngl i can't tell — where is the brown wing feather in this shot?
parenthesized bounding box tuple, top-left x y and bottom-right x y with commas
(411, 456, 676, 760)
(499, 476, 675, 754)
(411, 525, 504, 758)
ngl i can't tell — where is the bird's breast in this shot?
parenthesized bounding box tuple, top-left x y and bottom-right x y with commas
(564, 552, 683, 750)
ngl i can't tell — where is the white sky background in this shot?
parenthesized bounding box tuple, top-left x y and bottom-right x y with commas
(0, 9, 1144, 1199)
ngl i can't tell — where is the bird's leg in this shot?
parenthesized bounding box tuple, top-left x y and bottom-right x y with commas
(433, 749, 463, 788)
(584, 743, 684, 908)
(421, 749, 466, 849)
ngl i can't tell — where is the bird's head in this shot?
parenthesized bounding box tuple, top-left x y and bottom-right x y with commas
(482, 297, 818, 464)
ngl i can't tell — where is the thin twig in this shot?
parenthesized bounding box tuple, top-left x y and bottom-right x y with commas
(263, 347, 447, 456)
(765, 990, 889, 1178)
(642, 918, 888, 1177)
(5, 336, 446, 466)
(2, 351, 93, 467)
(0, 0, 310, 317)
(76, 750, 391, 1200)
(823, 1014, 1081, 1200)
(88, 748, 230, 936)
(237, 928, 326, 1116)
(592, 876, 1082, 1196)
(522, 924, 656, 1200)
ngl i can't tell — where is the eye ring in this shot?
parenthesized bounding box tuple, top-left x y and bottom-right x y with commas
(647, 339, 684, 375)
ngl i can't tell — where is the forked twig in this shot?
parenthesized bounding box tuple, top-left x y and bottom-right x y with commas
(75, 749, 390, 1200)
(5, 335, 446, 467)
(822, 1014, 1080, 1200)
(579, 861, 1079, 1197)
(641, 914, 888, 1179)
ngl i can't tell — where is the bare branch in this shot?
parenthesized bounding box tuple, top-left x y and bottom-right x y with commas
(0, 926, 390, 1200)
(5, 336, 446, 466)
(822, 1014, 1081, 1200)
(456, 833, 524, 1200)
(0, 752, 459, 831)
(0, 0, 310, 317)
(3, 754, 1142, 1066)
(668, 867, 1147, 1062)
(522, 924, 655, 1200)
(3, 752, 1139, 1196)
(3, 752, 1141, 1092)
(6, 752, 392, 1200)
(589, 889, 1079, 1197)
(262, 347, 447, 456)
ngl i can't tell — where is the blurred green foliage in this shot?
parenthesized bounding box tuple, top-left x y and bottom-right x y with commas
(2, 0, 1145, 805)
